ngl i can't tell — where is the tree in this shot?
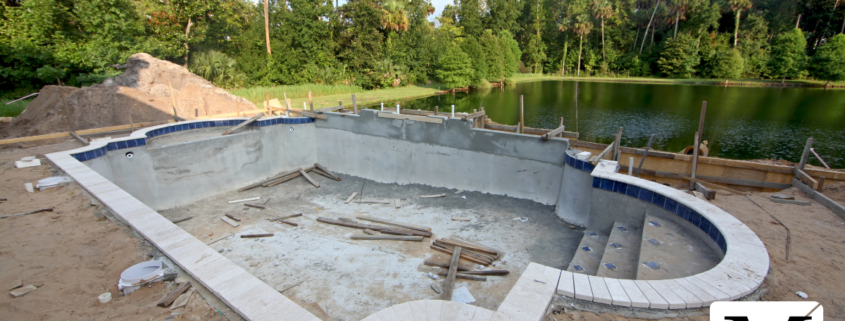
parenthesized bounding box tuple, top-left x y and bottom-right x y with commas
(705, 49, 745, 78)
(769, 28, 806, 83)
(522, 0, 547, 73)
(486, 0, 523, 36)
(338, 0, 386, 87)
(499, 31, 519, 77)
(657, 33, 698, 77)
(811, 34, 845, 86)
(457, 0, 484, 37)
(729, 0, 752, 48)
(436, 42, 474, 89)
(591, 0, 612, 60)
(481, 30, 505, 80)
(460, 35, 487, 85)
(573, 14, 592, 76)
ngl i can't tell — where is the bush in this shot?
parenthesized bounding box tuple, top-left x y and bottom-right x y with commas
(189, 51, 247, 88)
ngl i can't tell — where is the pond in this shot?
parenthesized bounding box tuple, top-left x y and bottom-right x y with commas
(398, 80, 845, 169)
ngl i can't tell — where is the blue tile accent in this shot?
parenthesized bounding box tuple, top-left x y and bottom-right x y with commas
(638, 188, 653, 202)
(137, 138, 146, 146)
(117, 141, 127, 149)
(613, 181, 628, 194)
(127, 139, 137, 148)
(651, 193, 666, 208)
(690, 211, 702, 226)
(677, 204, 690, 220)
(600, 178, 615, 191)
(717, 236, 727, 253)
(699, 216, 712, 234)
(592, 177, 601, 188)
(604, 263, 617, 270)
(664, 198, 678, 213)
(189, 122, 197, 129)
(644, 262, 660, 269)
(709, 227, 721, 243)
(626, 185, 640, 198)
(107, 142, 118, 151)
(582, 161, 594, 172)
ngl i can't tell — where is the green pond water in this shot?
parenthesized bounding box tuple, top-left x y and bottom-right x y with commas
(397, 80, 845, 169)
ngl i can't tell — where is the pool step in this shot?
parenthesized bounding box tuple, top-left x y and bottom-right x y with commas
(636, 212, 720, 280)
(596, 221, 643, 279)
(566, 230, 609, 275)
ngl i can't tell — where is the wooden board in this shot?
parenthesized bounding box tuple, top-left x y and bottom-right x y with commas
(441, 238, 501, 257)
(377, 112, 444, 124)
(770, 198, 812, 206)
(157, 282, 192, 307)
(351, 235, 423, 241)
(316, 217, 431, 237)
(694, 182, 716, 200)
(357, 215, 432, 232)
(430, 244, 490, 265)
(423, 259, 473, 271)
(440, 246, 462, 300)
(239, 167, 302, 191)
(0, 120, 174, 146)
(434, 271, 487, 281)
(221, 216, 240, 227)
(420, 194, 446, 198)
(795, 168, 819, 190)
(300, 169, 321, 188)
(9, 285, 37, 298)
(222, 112, 264, 135)
(345, 192, 358, 204)
(314, 163, 341, 180)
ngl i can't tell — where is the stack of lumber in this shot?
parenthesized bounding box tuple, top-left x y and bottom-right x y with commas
(316, 216, 432, 241)
(430, 238, 501, 266)
(237, 163, 340, 192)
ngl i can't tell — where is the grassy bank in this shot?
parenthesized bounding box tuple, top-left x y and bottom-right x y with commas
(509, 73, 845, 88)
(230, 84, 368, 105)
(252, 85, 443, 110)
(0, 98, 31, 117)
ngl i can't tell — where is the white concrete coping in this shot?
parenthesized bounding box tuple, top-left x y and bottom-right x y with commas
(552, 160, 769, 309)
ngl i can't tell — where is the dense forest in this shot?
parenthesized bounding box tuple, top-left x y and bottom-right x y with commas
(3, 0, 845, 96)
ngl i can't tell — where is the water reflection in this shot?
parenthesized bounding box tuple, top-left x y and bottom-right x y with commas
(391, 81, 845, 168)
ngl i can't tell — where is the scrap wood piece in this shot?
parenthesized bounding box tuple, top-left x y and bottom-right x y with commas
(9, 285, 37, 298)
(357, 215, 432, 232)
(314, 163, 341, 181)
(170, 216, 192, 224)
(287, 109, 328, 119)
(311, 168, 337, 181)
(794, 168, 819, 190)
(435, 270, 489, 281)
(241, 233, 274, 238)
(357, 199, 392, 204)
(440, 246, 462, 300)
(267, 213, 303, 222)
(541, 126, 568, 140)
(394, 199, 402, 208)
(280, 220, 298, 226)
(345, 192, 358, 204)
(461, 110, 485, 121)
(1, 208, 53, 219)
(265, 172, 302, 187)
(771, 198, 811, 206)
(351, 235, 423, 241)
(244, 203, 265, 209)
(420, 194, 446, 198)
(170, 289, 194, 310)
(228, 197, 260, 204)
(363, 229, 378, 235)
(433, 242, 496, 262)
(317, 217, 431, 237)
(9, 279, 22, 291)
(157, 282, 192, 307)
(300, 169, 320, 188)
(69, 131, 88, 145)
(240, 168, 303, 191)
(222, 112, 264, 135)
(451, 216, 471, 221)
(460, 270, 510, 276)
(423, 259, 473, 271)
(430, 244, 490, 265)
(206, 233, 234, 245)
(221, 216, 240, 227)
(439, 238, 500, 258)
(225, 214, 241, 222)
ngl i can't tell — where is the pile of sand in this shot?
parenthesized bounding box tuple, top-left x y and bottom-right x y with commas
(1, 53, 256, 138)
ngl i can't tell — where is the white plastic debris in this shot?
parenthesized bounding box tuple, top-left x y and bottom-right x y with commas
(461, 196, 466, 199)
(427, 272, 439, 280)
(98, 292, 112, 304)
(451, 287, 476, 304)
(275, 262, 280, 266)
(575, 152, 592, 160)
(796, 291, 809, 299)
(118, 261, 164, 295)
(477, 265, 484, 270)
(36, 176, 73, 190)
(24, 183, 34, 193)
(228, 197, 260, 204)
(513, 217, 529, 223)
(15, 157, 41, 168)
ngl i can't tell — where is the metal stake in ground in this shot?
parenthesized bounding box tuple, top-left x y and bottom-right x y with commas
(798, 137, 814, 170)
(519, 95, 525, 134)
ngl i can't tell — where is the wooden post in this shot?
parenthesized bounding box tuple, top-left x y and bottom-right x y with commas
(798, 137, 814, 170)
(558, 117, 564, 137)
(817, 177, 826, 192)
(264, 0, 271, 55)
(167, 81, 179, 119)
(635, 134, 655, 177)
(339, 100, 343, 111)
(612, 127, 623, 161)
(691, 101, 707, 189)
(519, 95, 525, 134)
(129, 115, 134, 133)
(440, 246, 462, 301)
(285, 98, 291, 116)
(473, 109, 477, 127)
(308, 92, 314, 111)
(195, 108, 198, 117)
(435, 106, 439, 116)
(352, 94, 358, 114)
(480, 107, 485, 128)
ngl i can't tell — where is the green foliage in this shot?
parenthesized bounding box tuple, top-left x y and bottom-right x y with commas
(0, 98, 31, 117)
(706, 49, 745, 79)
(499, 31, 519, 77)
(657, 33, 699, 78)
(189, 50, 247, 88)
(811, 34, 845, 83)
(435, 43, 474, 89)
(457, 0, 484, 37)
(230, 84, 365, 105)
(769, 29, 807, 81)
(480, 30, 505, 81)
(460, 36, 488, 86)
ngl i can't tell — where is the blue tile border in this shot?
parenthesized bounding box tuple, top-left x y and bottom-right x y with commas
(564, 151, 595, 173)
(592, 175, 727, 253)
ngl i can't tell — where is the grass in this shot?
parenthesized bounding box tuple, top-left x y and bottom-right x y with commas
(230, 84, 368, 105)
(276, 85, 442, 110)
(0, 98, 31, 117)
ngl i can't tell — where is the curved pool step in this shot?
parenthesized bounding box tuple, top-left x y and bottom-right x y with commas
(566, 230, 608, 275)
(596, 221, 642, 279)
(636, 213, 721, 280)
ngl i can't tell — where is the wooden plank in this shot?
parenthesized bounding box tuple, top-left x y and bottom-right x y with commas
(69, 131, 88, 145)
(435, 271, 487, 281)
(344, 192, 358, 204)
(423, 259, 473, 271)
(541, 126, 567, 140)
(9, 285, 37, 298)
(618, 165, 792, 190)
(356, 199, 392, 204)
(635, 134, 656, 177)
(0, 120, 173, 146)
(377, 111, 443, 124)
(483, 123, 579, 138)
(459, 270, 510, 276)
(690, 131, 701, 189)
(799, 137, 814, 170)
(792, 178, 845, 221)
(795, 168, 819, 190)
(222, 112, 264, 135)
(817, 176, 826, 192)
(225, 214, 241, 222)
(157, 282, 191, 307)
(267, 213, 303, 221)
(240, 233, 274, 238)
(363, 229, 378, 235)
(279, 220, 298, 226)
(420, 194, 446, 198)
(170, 216, 192, 224)
(351, 235, 423, 241)
(452, 216, 471, 221)
(612, 127, 623, 161)
(439, 238, 499, 257)
(589, 142, 614, 165)
(300, 169, 320, 188)
(461, 110, 485, 121)
(311, 168, 336, 180)
(317, 217, 431, 237)
(205, 233, 234, 245)
(1, 208, 53, 219)
(314, 163, 341, 180)
(264, 172, 301, 187)
(430, 244, 490, 265)
(441, 246, 462, 300)
(694, 182, 716, 200)
(357, 215, 432, 232)
(771, 198, 811, 206)
(433, 241, 497, 262)
(244, 203, 265, 209)
(221, 216, 240, 227)
(287, 109, 328, 119)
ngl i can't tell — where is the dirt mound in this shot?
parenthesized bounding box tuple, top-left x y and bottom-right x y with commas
(1, 53, 255, 138)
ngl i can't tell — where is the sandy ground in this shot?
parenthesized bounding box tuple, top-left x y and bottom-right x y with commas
(0, 141, 231, 321)
(159, 174, 584, 321)
(2, 140, 844, 321)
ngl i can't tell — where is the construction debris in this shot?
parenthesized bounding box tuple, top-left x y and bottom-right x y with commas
(460, 270, 510, 276)
(300, 169, 320, 188)
(771, 198, 811, 206)
(430, 283, 442, 294)
(228, 197, 259, 204)
(170, 216, 192, 224)
(241, 233, 274, 238)
(357, 199, 391, 204)
(394, 199, 402, 208)
(441, 246, 462, 300)
(451, 287, 476, 304)
(317, 217, 432, 237)
(356, 215, 431, 232)
(420, 194, 446, 198)
(206, 233, 234, 245)
(351, 235, 423, 241)
(345, 192, 358, 203)
(363, 229, 378, 235)
(225, 214, 241, 222)
(35, 176, 73, 190)
(221, 216, 240, 227)
(157, 282, 192, 307)
(314, 163, 341, 181)
(452, 216, 471, 221)
(772, 194, 795, 200)
(434, 270, 488, 281)
(239, 168, 303, 192)
(14, 156, 40, 168)
(267, 213, 303, 222)
(429, 238, 501, 266)
(1, 208, 53, 219)
(9, 285, 38, 298)
(244, 203, 265, 209)
(423, 259, 474, 271)
(170, 289, 194, 310)
(9, 279, 22, 291)
(222, 113, 264, 135)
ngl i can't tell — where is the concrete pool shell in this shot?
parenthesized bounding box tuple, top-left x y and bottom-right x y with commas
(46, 109, 769, 321)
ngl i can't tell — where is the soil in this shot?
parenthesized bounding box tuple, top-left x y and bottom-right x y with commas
(0, 141, 233, 321)
(0, 53, 256, 139)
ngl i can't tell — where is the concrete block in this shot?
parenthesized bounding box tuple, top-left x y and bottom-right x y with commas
(572, 273, 593, 301)
(587, 276, 612, 305)
(646, 280, 687, 309)
(617, 279, 650, 308)
(470, 307, 495, 321)
(556, 271, 575, 297)
(674, 278, 715, 306)
(455, 303, 479, 321)
(634, 280, 669, 309)
(426, 300, 443, 321)
(409, 300, 429, 321)
(603, 278, 632, 307)
(390, 302, 416, 320)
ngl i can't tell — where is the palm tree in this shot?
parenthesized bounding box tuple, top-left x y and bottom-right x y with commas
(640, 0, 662, 54)
(729, 0, 752, 47)
(670, 0, 691, 40)
(591, 0, 613, 60)
(574, 15, 593, 76)
(381, 0, 409, 31)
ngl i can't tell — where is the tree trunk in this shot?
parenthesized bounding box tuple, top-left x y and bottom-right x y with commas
(650, 25, 656, 48)
(264, 0, 272, 55)
(674, 11, 680, 40)
(734, 9, 741, 48)
(632, 28, 640, 51)
(841, 13, 845, 34)
(640, 0, 660, 54)
(183, 18, 193, 68)
(577, 34, 583, 77)
(561, 42, 568, 76)
(782, 77, 786, 84)
(601, 18, 606, 60)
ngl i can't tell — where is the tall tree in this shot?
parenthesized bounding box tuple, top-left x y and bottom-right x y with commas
(523, 0, 547, 72)
(338, 0, 386, 87)
(811, 33, 845, 86)
(729, 0, 752, 47)
(436, 42, 474, 88)
(486, 0, 523, 36)
(481, 30, 505, 80)
(657, 32, 698, 77)
(591, 0, 613, 60)
(460, 35, 487, 85)
(457, 0, 484, 37)
(769, 28, 807, 83)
